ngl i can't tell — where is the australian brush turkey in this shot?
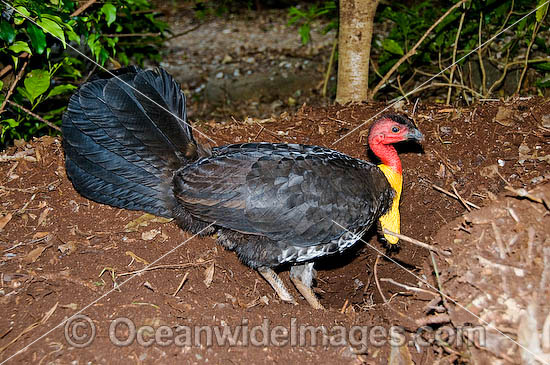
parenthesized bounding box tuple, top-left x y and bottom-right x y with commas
(62, 67, 423, 309)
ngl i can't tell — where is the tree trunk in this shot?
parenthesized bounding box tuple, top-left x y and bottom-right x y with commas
(336, 0, 380, 104)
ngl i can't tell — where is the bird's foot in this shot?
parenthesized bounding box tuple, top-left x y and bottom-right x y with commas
(258, 267, 297, 305)
(290, 276, 325, 310)
(290, 263, 325, 310)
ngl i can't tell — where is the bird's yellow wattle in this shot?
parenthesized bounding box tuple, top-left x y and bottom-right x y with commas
(377, 164, 403, 244)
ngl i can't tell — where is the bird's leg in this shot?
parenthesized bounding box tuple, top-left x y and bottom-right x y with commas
(290, 263, 324, 310)
(257, 267, 297, 304)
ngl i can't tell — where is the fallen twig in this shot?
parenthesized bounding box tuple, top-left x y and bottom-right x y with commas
(118, 261, 212, 277)
(383, 228, 451, 256)
(172, 272, 189, 297)
(433, 184, 481, 210)
(374, 255, 387, 304)
(451, 183, 472, 212)
(380, 278, 438, 296)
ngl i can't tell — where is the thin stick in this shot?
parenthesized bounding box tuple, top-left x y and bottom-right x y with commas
(432, 184, 481, 210)
(7, 100, 61, 131)
(478, 12, 487, 97)
(380, 278, 438, 296)
(370, 0, 467, 98)
(383, 228, 451, 256)
(0, 60, 28, 116)
(166, 24, 202, 41)
(172, 272, 189, 297)
(102, 33, 161, 38)
(515, 18, 542, 94)
(451, 182, 471, 212)
(374, 255, 387, 304)
(340, 298, 349, 313)
(118, 261, 212, 277)
(70, 0, 97, 17)
(447, 10, 466, 105)
(322, 37, 338, 98)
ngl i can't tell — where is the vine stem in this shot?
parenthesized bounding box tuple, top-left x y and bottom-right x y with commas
(515, 19, 543, 94)
(370, 0, 468, 99)
(446, 10, 466, 105)
(322, 37, 338, 97)
(7, 100, 61, 132)
(0, 61, 28, 116)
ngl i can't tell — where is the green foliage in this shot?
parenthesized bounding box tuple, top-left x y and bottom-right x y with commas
(0, 0, 167, 148)
(288, 2, 337, 45)
(289, 0, 550, 100)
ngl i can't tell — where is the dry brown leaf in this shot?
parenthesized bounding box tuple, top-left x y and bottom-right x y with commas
(32, 231, 50, 240)
(0, 213, 12, 231)
(479, 164, 499, 178)
(493, 106, 516, 127)
(25, 245, 48, 264)
(37, 207, 52, 226)
(58, 241, 77, 255)
(204, 262, 215, 287)
(124, 213, 173, 232)
(141, 229, 160, 241)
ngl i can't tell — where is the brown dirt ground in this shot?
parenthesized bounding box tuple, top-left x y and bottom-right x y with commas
(1, 98, 549, 364)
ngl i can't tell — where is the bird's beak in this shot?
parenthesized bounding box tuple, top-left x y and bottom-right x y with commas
(407, 128, 424, 142)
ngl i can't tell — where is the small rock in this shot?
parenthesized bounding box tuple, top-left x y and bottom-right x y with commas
(439, 126, 452, 135)
(542, 114, 550, 128)
(215, 72, 224, 79)
(222, 54, 232, 64)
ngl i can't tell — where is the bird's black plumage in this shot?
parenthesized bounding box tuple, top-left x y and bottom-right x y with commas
(62, 67, 420, 306)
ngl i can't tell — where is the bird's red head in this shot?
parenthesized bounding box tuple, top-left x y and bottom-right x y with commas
(367, 114, 423, 174)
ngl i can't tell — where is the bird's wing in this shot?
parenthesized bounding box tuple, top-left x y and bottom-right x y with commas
(174, 143, 393, 247)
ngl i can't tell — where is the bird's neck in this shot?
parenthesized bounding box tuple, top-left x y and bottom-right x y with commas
(370, 143, 402, 174)
(370, 143, 403, 245)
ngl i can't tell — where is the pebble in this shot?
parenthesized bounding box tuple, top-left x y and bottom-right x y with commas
(215, 72, 224, 79)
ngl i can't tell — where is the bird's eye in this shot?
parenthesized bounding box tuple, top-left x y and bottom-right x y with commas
(391, 126, 400, 133)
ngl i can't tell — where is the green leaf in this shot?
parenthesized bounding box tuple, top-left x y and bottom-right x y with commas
(2, 119, 19, 128)
(0, 20, 16, 44)
(36, 15, 66, 48)
(14, 6, 30, 25)
(101, 4, 117, 26)
(27, 23, 47, 55)
(0, 80, 3, 90)
(64, 22, 80, 44)
(8, 41, 32, 55)
(536, 77, 550, 88)
(537, 0, 549, 22)
(382, 39, 404, 56)
(46, 84, 77, 99)
(298, 24, 310, 45)
(23, 69, 51, 104)
(534, 62, 550, 71)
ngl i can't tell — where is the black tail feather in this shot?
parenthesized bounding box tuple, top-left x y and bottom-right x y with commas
(62, 67, 198, 217)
